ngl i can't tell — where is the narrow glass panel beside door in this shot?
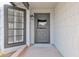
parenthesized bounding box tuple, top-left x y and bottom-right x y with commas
(8, 8, 14, 44)
(8, 37, 14, 44)
(8, 30, 14, 36)
(8, 8, 14, 16)
(15, 36, 24, 42)
(14, 23, 24, 29)
(14, 9, 24, 43)
(16, 30, 24, 36)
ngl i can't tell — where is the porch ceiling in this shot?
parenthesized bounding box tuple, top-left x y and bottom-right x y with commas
(29, 2, 57, 8)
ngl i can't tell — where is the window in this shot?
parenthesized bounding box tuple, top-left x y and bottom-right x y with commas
(37, 19, 47, 29)
(4, 5, 26, 48)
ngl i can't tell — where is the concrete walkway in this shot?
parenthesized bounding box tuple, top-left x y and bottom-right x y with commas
(19, 44, 63, 57)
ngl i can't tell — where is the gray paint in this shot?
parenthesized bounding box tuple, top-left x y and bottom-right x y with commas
(34, 13, 50, 43)
(22, 2, 29, 9)
(4, 5, 26, 48)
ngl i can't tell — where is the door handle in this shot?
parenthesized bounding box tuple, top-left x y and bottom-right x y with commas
(38, 28, 46, 29)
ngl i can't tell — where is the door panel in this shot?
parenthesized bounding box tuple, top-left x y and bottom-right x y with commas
(35, 13, 50, 43)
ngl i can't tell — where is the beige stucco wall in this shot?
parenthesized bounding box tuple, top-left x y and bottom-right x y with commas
(54, 2, 79, 57)
(0, 2, 11, 51)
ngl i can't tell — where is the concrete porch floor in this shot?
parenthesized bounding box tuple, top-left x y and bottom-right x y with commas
(19, 44, 63, 57)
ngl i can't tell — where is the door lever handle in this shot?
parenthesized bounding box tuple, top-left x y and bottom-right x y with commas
(38, 28, 46, 29)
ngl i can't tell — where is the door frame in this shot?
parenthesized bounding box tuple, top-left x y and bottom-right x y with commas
(34, 13, 50, 44)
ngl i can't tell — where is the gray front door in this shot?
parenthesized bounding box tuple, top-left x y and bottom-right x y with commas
(35, 13, 50, 43)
